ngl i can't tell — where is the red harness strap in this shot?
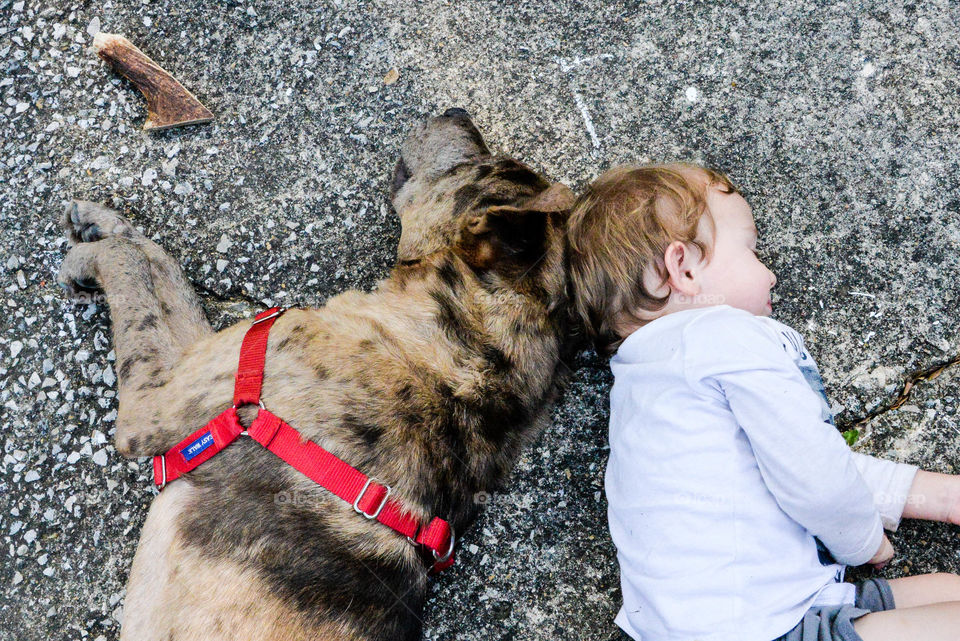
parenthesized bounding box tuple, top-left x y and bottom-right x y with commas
(152, 307, 455, 573)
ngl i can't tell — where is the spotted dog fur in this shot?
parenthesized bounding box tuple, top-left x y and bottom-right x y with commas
(57, 110, 579, 641)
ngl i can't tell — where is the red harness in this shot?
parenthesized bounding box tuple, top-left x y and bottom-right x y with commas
(152, 307, 455, 573)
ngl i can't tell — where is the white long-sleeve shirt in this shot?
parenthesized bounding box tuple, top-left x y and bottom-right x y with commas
(606, 304, 919, 641)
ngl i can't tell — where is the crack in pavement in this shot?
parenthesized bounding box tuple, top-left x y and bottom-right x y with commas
(843, 351, 960, 432)
(192, 280, 271, 310)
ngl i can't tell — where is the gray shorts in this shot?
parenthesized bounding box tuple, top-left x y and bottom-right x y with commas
(772, 578, 896, 641)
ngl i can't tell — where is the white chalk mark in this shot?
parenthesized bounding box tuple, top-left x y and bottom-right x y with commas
(849, 291, 876, 298)
(554, 53, 615, 153)
(573, 92, 600, 149)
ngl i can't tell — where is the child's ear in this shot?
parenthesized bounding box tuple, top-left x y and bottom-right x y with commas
(456, 183, 574, 271)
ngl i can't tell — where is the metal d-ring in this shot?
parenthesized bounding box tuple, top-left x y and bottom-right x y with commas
(432, 525, 456, 563)
(232, 399, 266, 436)
(158, 456, 167, 490)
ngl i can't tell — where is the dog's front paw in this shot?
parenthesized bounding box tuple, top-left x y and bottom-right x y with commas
(61, 200, 140, 247)
(57, 243, 102, 303)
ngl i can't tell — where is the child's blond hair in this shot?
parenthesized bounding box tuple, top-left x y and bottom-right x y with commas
(567, 163, 738, 356)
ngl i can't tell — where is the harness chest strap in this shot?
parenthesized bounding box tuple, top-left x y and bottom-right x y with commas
(151, 307, 455, 573)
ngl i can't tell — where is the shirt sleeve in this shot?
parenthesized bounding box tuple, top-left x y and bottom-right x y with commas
(682, 310, 884, 567)
(849, 452, 920, 532)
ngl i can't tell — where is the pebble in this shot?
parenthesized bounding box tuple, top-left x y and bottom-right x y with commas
(142, 168, 158, 186)
(10, 340, 23, 358)
(92, 449, 109, 466)
(216, 234, 233, 253)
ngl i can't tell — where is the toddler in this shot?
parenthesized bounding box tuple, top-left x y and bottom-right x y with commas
(566, 164, 960, 641)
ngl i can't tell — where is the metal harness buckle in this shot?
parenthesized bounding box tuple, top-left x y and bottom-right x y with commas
(353, 478, 391, 519)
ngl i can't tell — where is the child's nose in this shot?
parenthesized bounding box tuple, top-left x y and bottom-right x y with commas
(769, 270, 777, 288)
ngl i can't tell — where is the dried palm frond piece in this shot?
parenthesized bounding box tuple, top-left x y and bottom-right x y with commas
(92, 33, 214, 131)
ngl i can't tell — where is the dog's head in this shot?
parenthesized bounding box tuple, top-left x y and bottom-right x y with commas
(390, 109, 575, 300)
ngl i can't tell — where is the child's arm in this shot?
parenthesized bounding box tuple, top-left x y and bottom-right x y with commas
(851, 453, 960, 527)
(901, 469, 960, 525)
(849, 452, 920, 531)
(684, 313, 884, 567)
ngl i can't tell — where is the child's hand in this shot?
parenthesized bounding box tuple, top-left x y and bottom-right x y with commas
(868, 534, 895, 569)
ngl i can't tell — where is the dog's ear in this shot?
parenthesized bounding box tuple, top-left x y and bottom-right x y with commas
(520, 182, 576, 214)
(456, 183, 575, 271)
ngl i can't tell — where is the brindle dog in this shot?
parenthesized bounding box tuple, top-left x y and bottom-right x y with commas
(57, 110, 578, 641)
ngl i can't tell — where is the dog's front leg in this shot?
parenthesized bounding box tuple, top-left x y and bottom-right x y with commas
(57, 200, 212, 457)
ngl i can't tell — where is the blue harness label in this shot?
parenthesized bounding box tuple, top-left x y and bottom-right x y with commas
(181, 431, 215, 462)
